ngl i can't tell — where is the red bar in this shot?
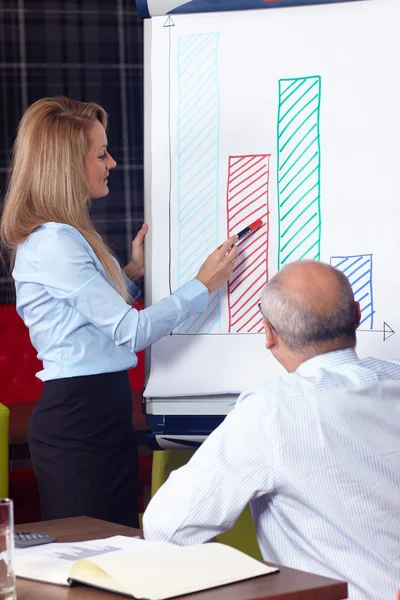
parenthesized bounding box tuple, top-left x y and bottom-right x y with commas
(226, 154, 270, 333)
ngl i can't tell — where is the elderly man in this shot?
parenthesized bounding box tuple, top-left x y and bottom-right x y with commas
(143, 260, 400, 600)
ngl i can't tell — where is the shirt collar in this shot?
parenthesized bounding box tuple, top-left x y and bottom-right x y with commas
(296, 347, 359, 377)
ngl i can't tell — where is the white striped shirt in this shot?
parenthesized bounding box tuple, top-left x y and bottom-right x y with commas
(143, 348, 400, 600)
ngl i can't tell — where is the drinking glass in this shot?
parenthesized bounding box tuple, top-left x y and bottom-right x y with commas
(0, 500, 16, 600)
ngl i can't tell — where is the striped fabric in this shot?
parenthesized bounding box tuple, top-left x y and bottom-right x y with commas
(144, 348, 400, 600)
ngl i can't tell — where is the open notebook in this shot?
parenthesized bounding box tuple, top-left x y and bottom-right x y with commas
(15, 535, 278, 599)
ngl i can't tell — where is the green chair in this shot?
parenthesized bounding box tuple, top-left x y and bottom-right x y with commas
(0, 404, 10, 498)
(151, 449, 262, 560)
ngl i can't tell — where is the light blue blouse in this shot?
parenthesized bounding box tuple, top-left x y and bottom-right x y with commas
(13, 222, 208, 381)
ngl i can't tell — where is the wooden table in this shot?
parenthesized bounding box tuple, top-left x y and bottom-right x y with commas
(15, 516, 348, 600)
(9, 395, 151, 470)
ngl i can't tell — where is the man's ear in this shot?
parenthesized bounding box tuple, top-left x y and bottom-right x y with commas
(354, 302, 361, 329)
(264, 320, 277, 350)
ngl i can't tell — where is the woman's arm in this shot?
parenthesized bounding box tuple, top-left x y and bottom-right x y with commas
(15, 224, 235, 353)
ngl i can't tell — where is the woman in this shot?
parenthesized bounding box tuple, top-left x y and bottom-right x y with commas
(0, 97, 237, 527)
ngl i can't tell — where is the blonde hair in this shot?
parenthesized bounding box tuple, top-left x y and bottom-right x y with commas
(0, 96, 129, 301)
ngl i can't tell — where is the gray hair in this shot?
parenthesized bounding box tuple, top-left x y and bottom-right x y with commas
(260, 262, 356, 352)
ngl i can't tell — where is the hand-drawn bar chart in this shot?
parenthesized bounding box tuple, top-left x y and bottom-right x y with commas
(176, 33, 221, 334)
(330, 254, 375, 329)
(277, 76, 322, 269)
(226, 155, 270, 333)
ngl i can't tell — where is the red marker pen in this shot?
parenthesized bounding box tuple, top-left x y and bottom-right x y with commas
(236, 218, 264, 241)
(219, 218, 264, 250)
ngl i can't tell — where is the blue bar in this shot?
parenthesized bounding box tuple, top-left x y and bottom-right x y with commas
(330, 254, 375, 330)
(176, 33, 221, 334)
(136, 0, 360, 19)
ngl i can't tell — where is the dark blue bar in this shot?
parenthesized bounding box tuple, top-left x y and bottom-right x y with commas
(171, 0, 357, 15)
(136, 0, 361, 19)
(136, 0, 151, 19)
(146, 413, 225, 432)
(145, 414, 226, 449)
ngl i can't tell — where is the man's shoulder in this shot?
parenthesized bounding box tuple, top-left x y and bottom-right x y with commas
(239, 355, 400, 407)
(360, 356, 400, 380)
(238, 372, 306, 409)
(361, 355, 400, 369)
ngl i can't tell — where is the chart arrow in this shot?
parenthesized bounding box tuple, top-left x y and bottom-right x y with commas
(358, 321, 395, 342)
(164, 16, 175, 294)
(163, 16, 175, 27)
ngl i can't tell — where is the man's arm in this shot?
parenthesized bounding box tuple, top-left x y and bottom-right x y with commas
(143, 391, 276, 545)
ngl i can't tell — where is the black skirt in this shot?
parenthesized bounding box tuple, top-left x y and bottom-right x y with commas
(28, 370, 139, 528)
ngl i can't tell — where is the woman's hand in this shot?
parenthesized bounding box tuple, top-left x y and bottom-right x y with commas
(195, 235, 238, 292)
(123, 223, 148, 282)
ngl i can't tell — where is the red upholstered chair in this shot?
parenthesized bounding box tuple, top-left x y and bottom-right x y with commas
(0, 304, 43, 521)
(0, 301, 151, 521)
(0, 299, 147, 403)
(0, 304, 44, 405)
(128, 298, 145, 394)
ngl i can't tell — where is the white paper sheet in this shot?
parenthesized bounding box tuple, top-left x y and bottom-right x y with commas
(145, 0, 400, 397)
(15, 535, 140, 585)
